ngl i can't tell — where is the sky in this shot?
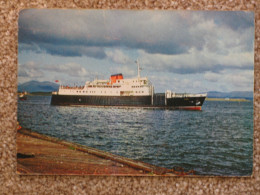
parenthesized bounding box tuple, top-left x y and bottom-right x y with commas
(18, 9, 254, 93)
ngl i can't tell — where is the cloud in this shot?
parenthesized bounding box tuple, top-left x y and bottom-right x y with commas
(105, 49, 132, 64)
(18, 10, 254, 92)
(43, 63, 89, 77)
(18, 61, 44, 78)
(202, 11, 254, 31)
(19, 43, 107, 58)
(18, 10, 194, 55)
(203, 69, 253, 91)
(223, 70, 253, 89)
(149, 68, 253, 93)
(18, 68, 29, 77)
(204, 72, 221, 82)
(147, 74, 206, 93)
(42, 44, 107, 58)
(138, 47, 253, 75)
(18, 61, 90, 83)
(18, 9, 254, 58)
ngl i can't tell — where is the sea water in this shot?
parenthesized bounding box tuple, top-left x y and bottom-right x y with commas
(17, 95, 253, 176)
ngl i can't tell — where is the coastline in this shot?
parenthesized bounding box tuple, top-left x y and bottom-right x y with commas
(205, 98, 250, 102)
(17, 128, 183, 176)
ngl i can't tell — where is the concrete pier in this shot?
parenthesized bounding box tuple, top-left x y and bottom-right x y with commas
(17, 128, 175, 175)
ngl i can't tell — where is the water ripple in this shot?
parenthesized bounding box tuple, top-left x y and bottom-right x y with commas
(17, 96, 253, 175)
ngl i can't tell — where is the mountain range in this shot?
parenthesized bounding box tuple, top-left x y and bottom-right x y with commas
(18, 80, 59, 92)
(206, 91, 253, 100)
(18, 80, 254, 99)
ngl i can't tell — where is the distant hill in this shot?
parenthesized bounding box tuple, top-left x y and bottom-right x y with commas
(18, 80, 59, 92)
(207, 91, 253, 100)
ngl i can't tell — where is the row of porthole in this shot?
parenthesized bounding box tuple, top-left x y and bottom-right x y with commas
(118, 80, 142, 83)
(76, 91, 119, 93)
(132, 86, 143, 88)
(76, 91, 98, 93)
(75, 90, 145, 94)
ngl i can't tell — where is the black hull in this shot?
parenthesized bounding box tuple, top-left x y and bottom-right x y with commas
(51, 94, 206, 110)
(51, 95, 151, 106)
(166, 96, 206, 110)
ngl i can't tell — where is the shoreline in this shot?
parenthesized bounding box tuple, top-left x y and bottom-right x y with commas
(205, 98, 250, 102)
(17, 128, 191, 176)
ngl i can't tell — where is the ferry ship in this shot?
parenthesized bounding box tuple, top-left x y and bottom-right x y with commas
(51, 61, 207, 110)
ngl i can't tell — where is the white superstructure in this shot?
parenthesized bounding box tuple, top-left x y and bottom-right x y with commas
(165, 90, 207, 98)
(54, 61, 154, 97)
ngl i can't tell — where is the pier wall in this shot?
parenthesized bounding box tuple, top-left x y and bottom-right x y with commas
(17, 128, 174, 175)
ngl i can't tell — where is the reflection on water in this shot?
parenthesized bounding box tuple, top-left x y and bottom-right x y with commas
(17, 95, 253, 175)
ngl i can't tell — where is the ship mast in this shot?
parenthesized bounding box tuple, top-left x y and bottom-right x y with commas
(135, 60, 141, 80)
